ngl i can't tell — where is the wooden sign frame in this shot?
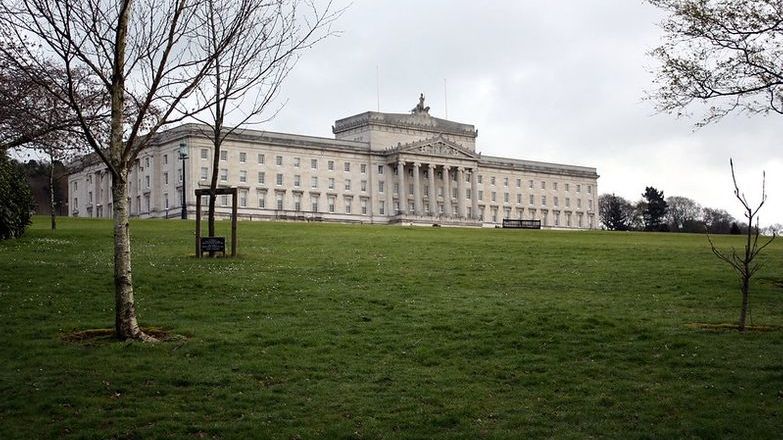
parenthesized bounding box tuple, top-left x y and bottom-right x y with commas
(194, 187, 238, 258)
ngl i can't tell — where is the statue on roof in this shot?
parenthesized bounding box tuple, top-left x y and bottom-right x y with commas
(411, 93, 430, 114)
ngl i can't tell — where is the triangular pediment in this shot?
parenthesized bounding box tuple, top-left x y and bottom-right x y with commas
(395, 135, 479, 160)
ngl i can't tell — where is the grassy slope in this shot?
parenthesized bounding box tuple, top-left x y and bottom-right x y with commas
(0, 217, 781, 439)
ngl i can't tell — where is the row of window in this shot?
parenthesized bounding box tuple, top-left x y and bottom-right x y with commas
(197, 149, 594, 194)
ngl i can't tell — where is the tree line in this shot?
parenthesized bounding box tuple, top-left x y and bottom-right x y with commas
(598, 187, 781, 235)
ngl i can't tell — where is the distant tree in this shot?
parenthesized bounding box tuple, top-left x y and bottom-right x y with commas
(764, 223, 783, 236)
(666, 196, 701, 232)
(641, 187, 668, 231)
(703, 207, 735, 234)
(599, 193, 631, 231)
(707, 159, 776, 331)
(648, 0, 783, 126)
(729, 222, 742, 235)
(0, 153, 33, 239)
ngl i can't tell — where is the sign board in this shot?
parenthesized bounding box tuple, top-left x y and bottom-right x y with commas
(200, 236, 226, 253)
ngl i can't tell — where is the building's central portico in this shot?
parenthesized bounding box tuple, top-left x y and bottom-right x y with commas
(383, 135, 481, 225)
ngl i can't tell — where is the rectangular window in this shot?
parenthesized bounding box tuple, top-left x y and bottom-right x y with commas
(239, 170, 247, 183)
(491, 192, 496, 202)
(344, 197, 352, 214)
(311, 176, 318, 188)
(504, 177, 509, 187)
(589, 199, 593, 210)
(466, 189, 471, 199)
(220, 169, 228, 181)
(344, 179, 351, 191)
(529, 194, 534, 205)
(328, 160, 335, 171)
(379, 200, 385, 215)
(541, 181, 546, 190)
(529, 180, 534, 189)
(311, 159, 318, 169)
(164, 172, 169, 185)
(276, 193, 283, 210)
(565, 183, 570, 192)
(293, 157, 300, 168)
(516, 178, 521, 188)
(394, 183, 399, 194)
(276, 173, 283, 186)
(164, 193, 169, 209)
(361, 198, 368, 214)
(293, 194, 301, 211)
(294, 175, 301, 187)
(311, 195, 319, 212)
(587, 185, 592, 194)
(478, 175, 483, 184)
(328, 177, 335, 189)
(145, 157, 150, 168)
(258, 171, 265, 184)
(478, 190, 484, 200)
(239, 152, 246, 163)
(221, 194, 228, 206)
(490, 176, 496, 185)
(145, 175, 150, 188)
(344, 162, 351, 172)
(409, 183, 414, 195)
(542, 195, 547, 206)
(517, 194, 522, 204)
(258, 191, 266, 208)
(577, 198, 582, 209)
(200, 148, 208, 159)
(360, 180, 367, 192)
(504, 192, 509, 203)
(565, 197, 571, 208)
(553, 182, 558, 191)
(258, 153, 265, 164)
(240, 190, 247, 207)
(220, 150, 227, 161)
(360, 164, 367, 174)
(378, 165, 384, 174)
(554, 196, 559, 207)
(576, 184, 581, 193)
(163, 154, 168, 165)
(276, 155, 283, 166)
(378, 181, 385, 193)
(328, 196, 335, 213)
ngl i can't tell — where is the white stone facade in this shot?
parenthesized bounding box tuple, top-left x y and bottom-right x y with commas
(68, 100, 599, 228)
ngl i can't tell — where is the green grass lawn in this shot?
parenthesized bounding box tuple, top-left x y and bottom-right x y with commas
(1, 216, 781, 439)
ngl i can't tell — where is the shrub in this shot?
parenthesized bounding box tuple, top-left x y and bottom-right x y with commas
(0, 153, 34, 239)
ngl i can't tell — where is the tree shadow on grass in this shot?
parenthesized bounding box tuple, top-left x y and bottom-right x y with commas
(686, 323, 782, 333)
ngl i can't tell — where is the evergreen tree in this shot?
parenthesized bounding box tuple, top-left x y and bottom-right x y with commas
(0, 153, 33, 239)
(642, 187, 667, 231)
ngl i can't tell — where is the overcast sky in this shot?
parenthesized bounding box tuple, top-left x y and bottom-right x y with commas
(257, 0, 782, 226)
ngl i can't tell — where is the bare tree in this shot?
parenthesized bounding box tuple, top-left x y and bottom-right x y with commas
(190, 0, 339, 248)
(647, 0, 783, 125)
(0, 0, 278, 340)
(707, 159, 776, 331)
(666, 195, 701, 232)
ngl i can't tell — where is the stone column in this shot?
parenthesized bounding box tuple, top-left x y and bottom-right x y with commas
(442, 165, 451, 217)
(470, 167, 479, 220)
(428, 164, 436, 216)
(385, 163, 393, 217)
(457, 167, 465, 219)
(397, 160, 406, 214)
(413, 162, 422, 216)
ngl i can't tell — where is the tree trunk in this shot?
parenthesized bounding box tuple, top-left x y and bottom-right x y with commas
(49, 156, 56, 231)
(738, 278, 749, 332)
(111, 170, 155, 341)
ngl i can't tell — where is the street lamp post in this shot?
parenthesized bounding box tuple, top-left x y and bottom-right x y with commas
(179, 142, 188, 219)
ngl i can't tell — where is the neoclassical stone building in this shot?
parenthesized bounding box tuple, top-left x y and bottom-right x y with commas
(68, 95, 599, 228)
